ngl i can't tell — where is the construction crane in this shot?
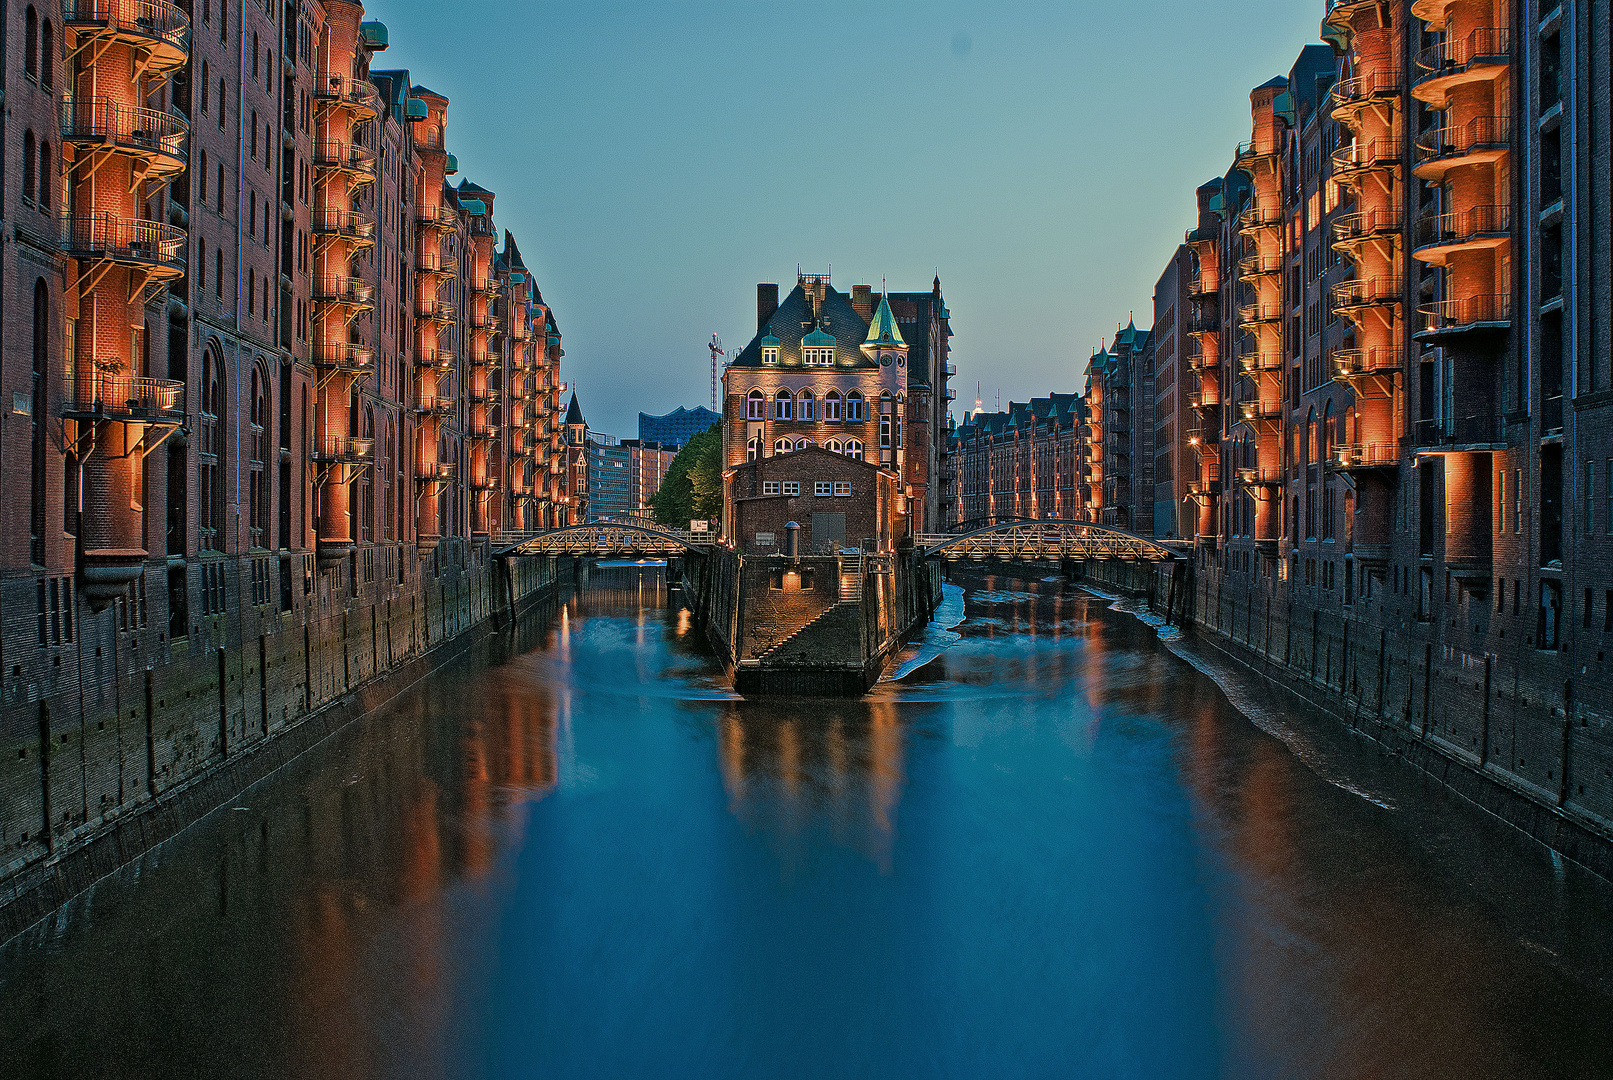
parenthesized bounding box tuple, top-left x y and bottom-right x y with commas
(708, 334, 724, 411)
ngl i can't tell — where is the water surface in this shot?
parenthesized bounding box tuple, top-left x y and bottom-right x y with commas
(3, 567, 1610, 1079)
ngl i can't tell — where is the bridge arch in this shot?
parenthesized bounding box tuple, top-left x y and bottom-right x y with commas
(496, 523, 710, 557)
(916, 519, 1179, 562)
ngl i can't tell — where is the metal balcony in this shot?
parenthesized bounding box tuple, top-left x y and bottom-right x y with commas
(312, 208, 376, 246)
(1414, 116, 1511, 181)
(1413, 27, 1510, 105)
(1331, 138, 1400, 183)
(1187, 389, 1221, 411)
(1331, 206, 1401, 250)
(313, 343, 374, 374)
(1332, 346, 1404, 381)
(61, 213, 186, 277)
(415, 349, 455, 371)
(62, 0, 189, 70)
(416, 462, 456, 483)
(468, 312, 501, 332)
(1238, 253, 1282, 278)
(63, 372, 184, 423)
(1237, 400, 1283, 428)
(468, 350, 498, 367)
(1236, 465, 1283, 486)
(1411, 414, 1505, 450)
(1416, 294, 1511, 340)
(314, 74, 382, 120)
(416, 251, 457, 279)
(415, 298, 456, 323)
(313, 275, 376, 310)
(1329, 70, 1400, 120)
(1331, 279, 1400, 320)
(414, 396, 455, 418)
(416, 203, 458, 231)
(1331, 442, 1400, 471)
(59, 97, 188, 175)
(312, 435, 374, 463)
(1236, 201, 1282, 236)
(1412, 204, 1511, 263)
(1238, 299, 1284, 326)
(1234, 140, 1278, 172)
(1185, 310, 1221, 335)
(313, 140, 378, 183)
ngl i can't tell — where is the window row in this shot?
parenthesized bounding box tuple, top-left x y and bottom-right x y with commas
(748, 438, 865, 461)
(761, 480, 853, 497)
(745, 389, 870, 421)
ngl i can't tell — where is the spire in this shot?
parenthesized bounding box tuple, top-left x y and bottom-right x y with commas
(863, 295, 906, 347)
(565, 392, 585, 427)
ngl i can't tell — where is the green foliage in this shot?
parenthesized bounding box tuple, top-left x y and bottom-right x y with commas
(650, 423, 723, 528)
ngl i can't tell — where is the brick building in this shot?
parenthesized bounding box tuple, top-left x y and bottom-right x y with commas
(954, 394, 1084, 526)
(940, 1, 1613, 843)
(726, 446, 899, 556)
(622, 439, 677, 521)
(720, 270, 954, 540)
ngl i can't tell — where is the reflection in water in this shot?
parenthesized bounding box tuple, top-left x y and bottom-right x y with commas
(1, 566, 1611, 1080)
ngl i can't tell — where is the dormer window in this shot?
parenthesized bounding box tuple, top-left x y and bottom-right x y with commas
(763, 346, 779, 365)
(803, 347, 834, 366)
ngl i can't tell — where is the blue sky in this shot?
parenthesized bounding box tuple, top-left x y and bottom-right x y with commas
(380, 1, 1327, 437)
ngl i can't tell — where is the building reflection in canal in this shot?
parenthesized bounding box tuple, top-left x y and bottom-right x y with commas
(1, 565, 1611, 1080)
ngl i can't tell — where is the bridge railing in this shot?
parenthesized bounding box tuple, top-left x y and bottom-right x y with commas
(915, 520, 1179, 562)
(493, 525, 714, 555)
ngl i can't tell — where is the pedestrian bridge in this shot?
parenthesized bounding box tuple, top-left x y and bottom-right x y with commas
(493, 525, 711, 557)
(916, 520, 1181, 562)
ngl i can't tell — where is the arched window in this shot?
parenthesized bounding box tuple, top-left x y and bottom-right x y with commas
(201, 61, 210, 114)
(1321, 401, 1334, 464)
(746, 438, 759, 462)
(37, 141, 50, 208)
(200, 348, 225, 551)
(879, 391, 894, 449)
(797, 388, 815, 421)
(31, 281, 49, 565)
(1306, 407, 1317, 463)
(845, 439, 864, 460)
(824, 438, 843, 453)
(795, 438, 810, 450)
(746, 390, 765, 420)
(40, 20, 52, 89)
(249, 365, 268, 548)
(824, 390, 842, 422)
(22, 131, 35, 205)
(774, 437, 793, 454)
(24, 7, 37, 80)
(774, 388, 793, 420)
(845, 391, 865, 422)
(384, 418, 396, 540)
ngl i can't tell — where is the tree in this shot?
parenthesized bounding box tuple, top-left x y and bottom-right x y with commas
(650, 423, 723, 528)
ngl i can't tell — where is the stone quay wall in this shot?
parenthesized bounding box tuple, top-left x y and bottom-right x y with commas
(0, 542, 559, 939)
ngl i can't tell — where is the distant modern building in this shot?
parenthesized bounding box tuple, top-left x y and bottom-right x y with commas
(621, 440, 678, 521)
(585, 432, 633, 522)
(638, 406, 721, 449)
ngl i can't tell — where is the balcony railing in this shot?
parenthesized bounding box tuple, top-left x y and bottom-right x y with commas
(468, 350, 499, 367)
(313, 275, 376, 307)
(1331, 279, 1400, 315)
(416, 251, 457, 278)
(414, 396, 455, 418)
(1331, 138, 1400, 180)
(313, 74, 382, 119)
(1417, 294, 1512, 336)
(1412, 414, 1505, 448)
(1332, 346, 1404, 379)
(61, 213, 186, 275)
(313, 343, 374, 372)
(1412, 204, 1511, 253)
(312, 208, 376, 243)
(1238, 299, 1284, 325)
(312, 435, 375, 463)
(415, 349, 455, 371)
(416, 203, 458, 231)
(62, 0, 189, 63)
(1236, 201, 1282, 234)
(63, 371, 184, 422)
(1239, 253, 1282, 278)
(1237, 465, 1284, 485)
(1329, 70, 1400, 116)
(1332, 206, 1401, 246)
(1186, 389, 1221, 409)
(1238, 400, 1283, 425)
(1415, 116, 1512, 171)
(1414, 28, 1510, 96)
(313, 140, 378, 181)
(1235, 140, 1278, 171)
(59, 97, 188, 168)
(415, 298, 456, 322)
(1185, 310, 1221, 335)
(1331, 443, 1400, 470)
(416, 462, 457, 483)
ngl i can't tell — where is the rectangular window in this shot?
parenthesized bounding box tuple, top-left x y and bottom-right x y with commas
(815, 481, 832, 497)
(1607, 459, 1612, 534)
(834, 482, 851, 497)
(782, 481, 800, 496)
(1586, 460, 1595, 533)
(1514, 469, 1522, 533)
(762, 481, 781, 495)
(763, 348, 777, 365)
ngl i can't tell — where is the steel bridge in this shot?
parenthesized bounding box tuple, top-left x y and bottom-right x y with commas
(493, 524, 711, 558)
(915, 520, 1180, 562)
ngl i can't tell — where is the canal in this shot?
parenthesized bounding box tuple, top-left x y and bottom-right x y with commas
(3, 566, 1611, 1079)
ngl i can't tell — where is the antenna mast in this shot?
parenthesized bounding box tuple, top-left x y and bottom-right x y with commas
(708, 334, 724, 410)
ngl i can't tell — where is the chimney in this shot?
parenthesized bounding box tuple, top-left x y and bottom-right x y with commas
(757, 283, 778, 333)
(851, 284, 873, 321)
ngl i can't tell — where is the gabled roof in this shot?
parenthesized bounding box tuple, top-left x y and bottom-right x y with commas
(503, 232, 527, 271)
(457, 178, 493, 196)
(864, 296, 906, 348)
(729, 282, 879, 370)
(564, 393, 585, 426)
